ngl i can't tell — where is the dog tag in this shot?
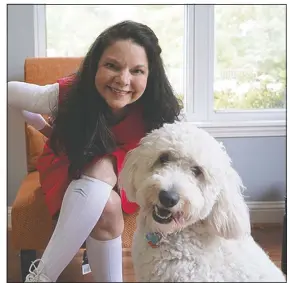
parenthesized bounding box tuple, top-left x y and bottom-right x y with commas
(146, 232, 162, 248)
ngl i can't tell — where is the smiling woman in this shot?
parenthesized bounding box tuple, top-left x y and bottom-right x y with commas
(95, 40, 149, 114)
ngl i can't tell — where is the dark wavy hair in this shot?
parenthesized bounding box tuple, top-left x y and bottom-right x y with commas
(50, 20, 182, 178)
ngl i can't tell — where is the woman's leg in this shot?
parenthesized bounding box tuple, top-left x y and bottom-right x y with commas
(25, 156, 124, 282)
(83, 156, 124, 282)
(86, 190, 124, 282)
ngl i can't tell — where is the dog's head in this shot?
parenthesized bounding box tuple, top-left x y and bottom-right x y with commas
(119, 122, 250, 239)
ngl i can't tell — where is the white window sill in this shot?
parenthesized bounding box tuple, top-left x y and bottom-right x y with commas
(188, 120, 286, 138)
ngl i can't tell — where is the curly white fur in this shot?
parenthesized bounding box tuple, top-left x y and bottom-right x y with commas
(119, 122, 285, 282)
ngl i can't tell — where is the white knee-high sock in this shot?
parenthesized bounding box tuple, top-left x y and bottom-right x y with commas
(86, 235, 123, 282)
(38, 175, 113, 282)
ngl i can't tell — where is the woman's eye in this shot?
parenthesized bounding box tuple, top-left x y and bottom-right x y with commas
(132, 69, 144, 75)
(191, 166, 203, 177)
(159, 152, 170, 165)
(105, 62, 116, 69)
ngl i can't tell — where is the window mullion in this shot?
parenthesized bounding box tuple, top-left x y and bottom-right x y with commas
(206, 5, 215, 122)
(191, 5, 214, 122)
(184, 5, 194, 116)
(33, 4, 46, 57)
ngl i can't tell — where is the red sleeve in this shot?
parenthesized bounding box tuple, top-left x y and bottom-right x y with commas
(57, 74, 76, 105)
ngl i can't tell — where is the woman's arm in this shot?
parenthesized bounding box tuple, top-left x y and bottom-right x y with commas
(8, 81, 59, 138)
(8, 81, 59, 114)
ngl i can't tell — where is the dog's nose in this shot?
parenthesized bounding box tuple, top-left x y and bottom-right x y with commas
(159, 190, 180, 208)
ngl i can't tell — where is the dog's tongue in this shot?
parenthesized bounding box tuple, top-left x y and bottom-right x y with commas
(173, 211, 185, 224)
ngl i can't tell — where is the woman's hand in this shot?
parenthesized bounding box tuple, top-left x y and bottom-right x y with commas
(21, 110, 52, 138)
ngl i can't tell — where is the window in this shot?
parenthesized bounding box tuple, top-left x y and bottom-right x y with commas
(214, 5, 286, 112)
(35, 4, 286, 137)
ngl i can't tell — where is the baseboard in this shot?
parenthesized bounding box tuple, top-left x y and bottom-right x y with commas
(247, 201, 285, 224)
(7, 201, 285, 229)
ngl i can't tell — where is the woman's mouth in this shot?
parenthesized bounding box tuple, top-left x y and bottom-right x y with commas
(107, 86, 132, 95)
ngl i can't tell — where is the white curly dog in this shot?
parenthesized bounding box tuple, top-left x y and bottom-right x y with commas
(119, 122, 285, 282)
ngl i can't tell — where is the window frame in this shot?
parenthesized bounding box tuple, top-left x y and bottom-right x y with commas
(33, 4, 286, 137)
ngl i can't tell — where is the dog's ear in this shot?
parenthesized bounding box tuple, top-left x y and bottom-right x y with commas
(118, 148, 139, 202)
(206, 167, 251, 239)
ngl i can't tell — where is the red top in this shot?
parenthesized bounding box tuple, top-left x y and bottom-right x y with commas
(37, 76, 145, 216)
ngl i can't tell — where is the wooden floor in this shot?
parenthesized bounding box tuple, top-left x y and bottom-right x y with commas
(8, 224, 284, 282)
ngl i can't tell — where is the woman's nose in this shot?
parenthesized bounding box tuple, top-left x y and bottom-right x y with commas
(115, 70, 130, 87)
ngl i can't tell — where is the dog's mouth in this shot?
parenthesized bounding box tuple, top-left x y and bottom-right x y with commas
(152, 205, 173, 224)
(152, 205, 184, 224)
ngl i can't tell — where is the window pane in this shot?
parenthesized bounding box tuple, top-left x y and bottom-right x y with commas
(45, 4, 185, 105)
(214, 5, 286, 111)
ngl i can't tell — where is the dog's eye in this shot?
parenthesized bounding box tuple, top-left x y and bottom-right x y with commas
(191, 166, 203, 177)
(159, 152, 170, 165)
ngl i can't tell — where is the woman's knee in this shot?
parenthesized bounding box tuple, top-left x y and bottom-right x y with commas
(90, 190, 124, 240)
(83, 155, 117, 187)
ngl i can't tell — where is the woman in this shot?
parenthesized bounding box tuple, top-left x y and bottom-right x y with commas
(8, 20, 182, 282)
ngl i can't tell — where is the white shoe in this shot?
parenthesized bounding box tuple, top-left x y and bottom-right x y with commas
(24, 259, 52, 282)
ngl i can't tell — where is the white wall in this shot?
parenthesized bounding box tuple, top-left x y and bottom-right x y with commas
(7, 5, 35, 205)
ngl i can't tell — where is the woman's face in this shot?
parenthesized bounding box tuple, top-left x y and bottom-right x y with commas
(95, 40, 149, 114)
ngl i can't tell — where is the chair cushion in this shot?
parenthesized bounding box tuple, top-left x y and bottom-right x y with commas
(11, 171, 55, 250)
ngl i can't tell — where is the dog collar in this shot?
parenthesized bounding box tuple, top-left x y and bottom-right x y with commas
(145, 232, 163, 248)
